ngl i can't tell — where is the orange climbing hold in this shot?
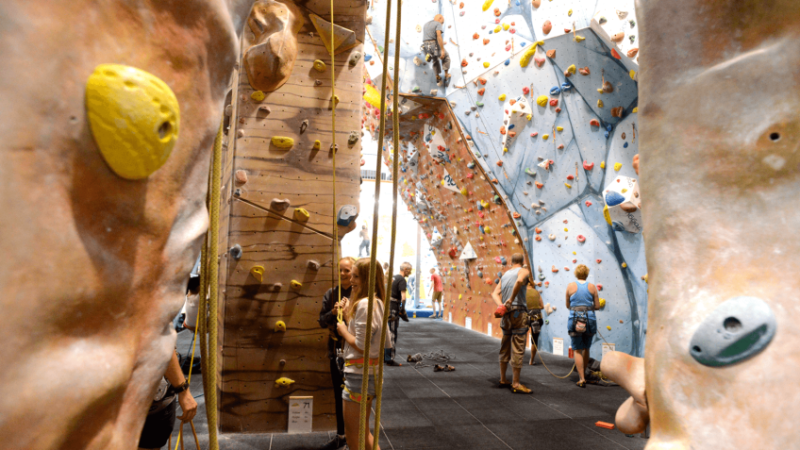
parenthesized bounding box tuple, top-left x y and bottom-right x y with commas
(478, 77, 488, 85)
(546, 49, 556, 58)
(496, 161, 503, 166)
(596, 421, 615, 430)
(542, 20, 552, 35)
(478, 87, 485, 95)
(461, 59, 468, 67)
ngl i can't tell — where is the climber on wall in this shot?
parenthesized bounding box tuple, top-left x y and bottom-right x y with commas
(421, 14, 451, 88)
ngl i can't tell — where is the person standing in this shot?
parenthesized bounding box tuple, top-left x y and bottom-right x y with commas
(565, 264, 600, 388)
(526, 279, 544, 365)
(407, 271, 417, 309)
(358, 225, 370, 257)
(318, 257, 356, 450)
(429, 268, 444, 319)
(386, 262, 412, 366)
(421, 14, 451, 87)
(491, 254, 532, 394)
(336, 259, 389, 450)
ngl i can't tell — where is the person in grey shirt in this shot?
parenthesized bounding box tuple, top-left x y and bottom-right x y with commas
(421, 14, 451, 87)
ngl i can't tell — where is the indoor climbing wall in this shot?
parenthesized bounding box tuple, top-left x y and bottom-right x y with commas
(365, 0, 646, 360)
(216, 0, 367, 433)
(364, 94, 529, 338)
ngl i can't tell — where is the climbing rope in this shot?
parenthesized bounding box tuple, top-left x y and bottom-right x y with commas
(355, 0, 397, 448)
(330, 0, 344, 325)
(198, 120, 223, 450)
(370, 2, 403, 447)
(530, 337, 576, 380)
(173, 301, 203, 450)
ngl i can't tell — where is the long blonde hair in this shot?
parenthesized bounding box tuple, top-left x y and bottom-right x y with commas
(346, 258, 386, 321)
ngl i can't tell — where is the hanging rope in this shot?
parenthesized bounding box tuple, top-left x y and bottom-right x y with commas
(370, 1, 402, 448)
(357, 0, 395, 447)
(330, 0, 345, 325)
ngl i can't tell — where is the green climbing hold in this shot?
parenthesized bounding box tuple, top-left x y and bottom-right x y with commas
(412, 86, 420, 92)
(476, 101, 485, 107)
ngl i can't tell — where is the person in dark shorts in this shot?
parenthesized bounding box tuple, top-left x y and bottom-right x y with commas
(318, 256, 356, 450)
(386, 262, 412, 366)
(421, 14, 451, 87)
(138, 349, 197, 450)
(526, 280, 544, 365)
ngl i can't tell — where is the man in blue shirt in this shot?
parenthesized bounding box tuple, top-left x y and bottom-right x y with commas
(421, 14, 451, 87)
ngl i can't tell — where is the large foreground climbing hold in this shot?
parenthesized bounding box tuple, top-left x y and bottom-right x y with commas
(309, 13, 360, 55)
(86, 64, 180, 180)
(272, 136, 294, 148)
(243, 1, 304, 92)
(294, 208, 310, 221)
(274, 321, 287, 332)
(482, 0, 494, 11)
(250, 265, 265, 282)
(275, 377, 295, 387)
(689, 297, 776, 367)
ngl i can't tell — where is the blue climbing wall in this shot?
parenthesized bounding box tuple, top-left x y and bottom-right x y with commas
(367, 0, 646, 359)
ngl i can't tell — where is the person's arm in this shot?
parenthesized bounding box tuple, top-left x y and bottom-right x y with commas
(491, 282, 503, 306)
(182, 293, 199, 332)
(319, 288, 337, 328)
(164, 351, 197, 422)
(400, 278, 407, 302)
(436, 29, 446, 55)
(336, 299, 368, 353)
(565, 283, 573, 309)
(590, 284, 601, 310)
(508, 268, 529, 307)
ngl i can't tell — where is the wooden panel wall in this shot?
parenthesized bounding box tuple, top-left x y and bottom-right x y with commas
(366, 95, 530, 338)
(217, 0, 366, 433)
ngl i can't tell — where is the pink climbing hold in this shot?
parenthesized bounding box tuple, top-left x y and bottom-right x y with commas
(522, 86, 530, 95)
(534, 56, 546, 67)
(583, 161, 594, 170)
(597, 283, 603, 290)
(577, 235, 586, 243)
(531, 132, 538, 137)
(585, 200, 593, 206)
(596, 259, 602, 263)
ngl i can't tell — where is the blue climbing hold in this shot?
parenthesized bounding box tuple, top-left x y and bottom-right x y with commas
(364, 54, 373, 62)
(604, 131, 610, 138)
(480, 225, 486, 234)
(623, 142, 629, 148)
(508, 124, 515, 130)
(504, 59, 511, 66)
(561, 82, 572, 91)
(500, 256, 507, 265)
(605, 191, 626, 207)
(549, 86, 561, 96)
(478, 270, 484, 278)
(606, 124, 613, 131)
(494, 278, 501, 285)
(489, 30, 493, 34)
(497, 271, 503, 278)
(520, 42, 526, 47)
(467, 161, 476, 169)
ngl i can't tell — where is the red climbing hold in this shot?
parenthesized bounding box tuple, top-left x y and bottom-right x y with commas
(522, 86, 530, 95)
(577, 235, 586, 243)
(496, 161, 503, 166)
(611, 48, 621, 59)
(585, 200, 593, 206)
(535, 227, 542, 234)
(583, 161, 594, 170)
(513, 212, 521, 219)
(555, 107, 561, 113)
(549, 99, 558, 107)
(535, 235, 542, 241)
(589, 119, 600, 127)
(546, 49, 556, 58)
(579, 67, 590, 76)
(483, 38, 490, 45)
(500, 126, 507, 135)
(566, 174, 574, 180)
(552, 265, 559, 273)
(596, 259, 602, 263)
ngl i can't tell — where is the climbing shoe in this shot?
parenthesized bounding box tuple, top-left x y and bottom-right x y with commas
(434, 364, 445, 372)
(385, 360, 402, 367)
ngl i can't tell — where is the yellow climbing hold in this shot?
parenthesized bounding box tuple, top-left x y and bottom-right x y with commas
(251, 90, 265, 101)
(294, 208, 310, 221)
(574, 35, 586, 42)
(494, 26, 501, 33)
(274, 321, 287, 332)
(503, 147, 509, 153)
(275, 377, 295, 387)
(629, 70, 637, 80)
(313, 140, 321, 150)
(556, 126, 563, 132)
(601, 161, 606, 169)
(483, 62, 490, 68)
(482, 0, 494, 11)
(503, 23, 510, 31)
(85, 64, 180, 180)
(614, 162, 622, 171)
(568, 9, 573, 16)
(542, 134, 549, 140)
(499, 94, 507, 101)
(527, 114, 532, 121)
(572, 251, 576, 255)
(565, 183, 572, 189)
(250, 265, 265, 282)
(459, 294, 463, 299)
(460, 187, 468, 195)
(597, 99, 604, 108)
(331, 94, 340, 108)
(272, 136, 295, 148)
(621, 188, 628, 193)
(621, 262, 628, 268)
(633, 107, 638, 113)
(603, 205, 612, 225)
(606, 325, 612, 331)
(363, 83, 382, 108)
(520, 45, 537, 67)
(566, 64, 576, 75)
(484, 226, 491, 234)
(290, 280, 303, 289)
(599, 298, 606, 308)
(536, 95, 548, 106)
(564, 228, 569, 232)
(313, 59, 327, 72)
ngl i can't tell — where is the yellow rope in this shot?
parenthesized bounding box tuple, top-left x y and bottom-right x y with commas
(173, 285, 203, 450)
(531, 335, 576, 379)
(370, 2, 402, 448)
(357, 0, 395, 447)
(330, 0, 345, 325)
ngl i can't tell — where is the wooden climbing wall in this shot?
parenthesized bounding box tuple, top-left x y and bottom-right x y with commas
(365, 94, 529, 338)
(216, 0, 367, 433)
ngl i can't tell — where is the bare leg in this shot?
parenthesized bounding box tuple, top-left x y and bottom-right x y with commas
(512, 366, 522, 387)
(500, 361, 509, 384)
(344, 399, 380, 450)
(575, 349, 587, 383)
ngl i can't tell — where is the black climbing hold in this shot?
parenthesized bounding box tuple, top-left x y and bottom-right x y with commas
(689, 296, 776, 367)
(230, 244, 243, 260)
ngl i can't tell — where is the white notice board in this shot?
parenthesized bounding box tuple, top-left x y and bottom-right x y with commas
(553, 338, 564, 356)
(465, 317, 472, 330)
(288, 396, 313, 434)
(487, 323, 492, 336)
